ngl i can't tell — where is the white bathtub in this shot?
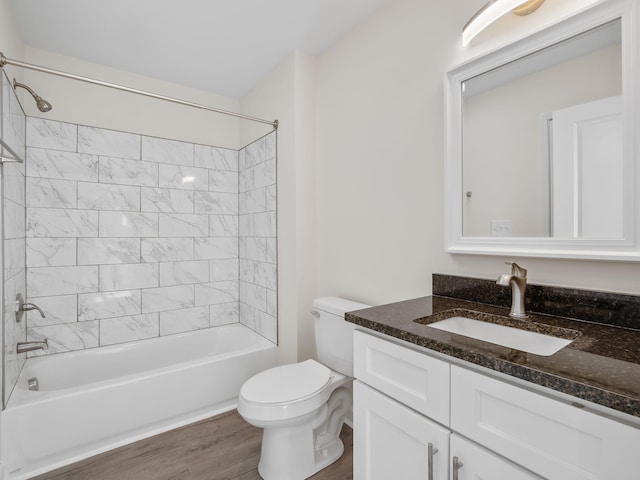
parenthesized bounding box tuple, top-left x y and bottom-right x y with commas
(2, 323, 277, 480)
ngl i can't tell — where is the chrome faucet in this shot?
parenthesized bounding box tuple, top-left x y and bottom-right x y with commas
(15, 293, 45, 323)
(496, 262, 529, 318)
(17, 339, 48, 354)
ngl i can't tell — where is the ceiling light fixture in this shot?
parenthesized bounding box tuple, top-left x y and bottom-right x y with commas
(462, 0, 545, 46)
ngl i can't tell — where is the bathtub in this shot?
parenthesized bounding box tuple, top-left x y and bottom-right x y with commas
(2, 323, 277, 480)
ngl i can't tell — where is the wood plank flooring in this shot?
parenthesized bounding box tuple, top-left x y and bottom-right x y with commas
(32, 410, 353, 480)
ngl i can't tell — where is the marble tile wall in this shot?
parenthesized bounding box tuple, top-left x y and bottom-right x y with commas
(238, 132, 277, 343)
(24, 118, 254, 354)
(2, 72, 27, 404)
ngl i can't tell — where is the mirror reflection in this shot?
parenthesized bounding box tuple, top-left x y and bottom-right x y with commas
(462, 20, 622, 238)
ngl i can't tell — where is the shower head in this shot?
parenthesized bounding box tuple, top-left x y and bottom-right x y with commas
(13, 79, 53, 113)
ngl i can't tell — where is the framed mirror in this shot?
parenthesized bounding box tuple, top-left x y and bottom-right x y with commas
(445, 0, 639, 260)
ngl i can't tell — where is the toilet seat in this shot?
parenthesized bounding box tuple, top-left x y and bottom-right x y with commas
(238, 359, 337, 422)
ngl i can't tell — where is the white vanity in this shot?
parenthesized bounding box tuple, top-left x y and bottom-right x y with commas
(353, 329, 640, 480)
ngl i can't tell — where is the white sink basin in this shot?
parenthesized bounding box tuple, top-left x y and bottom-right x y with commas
(428, 316, 572, 356)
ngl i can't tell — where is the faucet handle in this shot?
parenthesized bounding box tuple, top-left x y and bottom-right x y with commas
(504, 261, 527, 278)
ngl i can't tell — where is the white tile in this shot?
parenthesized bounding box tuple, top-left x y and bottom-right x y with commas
(195, 280, 239, 306)
(141, 285, 195, 313)
(239, 212, 276, 238)
(99, 211, 158, 237)
(4, 162, 26, 205)
(254, 262, 277, 290)
(158, 164, 208, 190)
(141, 238, 194, 262)
(28, 265, 98, 297)
(27, 238, 76, 267)
(210, 259, 239, 282)
(266, 288, 277, 317)
(239, 302, 256, 331)
(5, 237, 26, 279)
(159, 307, 209, 335)
(239, 259, 255, 283)
(78, 238, 140, 265)
(210, 302, 239, 326)
(241, 158, 276, 191)
(240, 281, 267, 311)
(27, 147, 98, 182)
(239, 237, 266, 262)
(159, 260, 209, 286)
(265, 132, 276, 160)
(194, 191, 238, 214)
(243, 136, 265, 169)
(194, 145, 238, 171)
(240, 188, 266, 214)
(195, 237, 238, 260)
(100, 313, 159, 346)
(159, 213, 208, 237)
(5, 199, 25, 240)
(27, 207, 98, 238)
(26, 118, 77, 151)
(255, 310, 277, 343)
(26, 177, 77, 208)
(25, 295, 78, 327)
(209, 215, 238, 237)
(238, 148, 246, 173)
(78, 126, 140, 159)
(142, 136, 194, 166)
(141, 187, 194, 213)
(208, 170, 238, 193)
(78, 290, 142, 321)
(27, 321, 99, 354)
(99, 157, 158, 186)
(266, 238, 277, 264)
(266, 185, 277, 211)
(100, 263, 159, 291)
(78, 182, 140, 211)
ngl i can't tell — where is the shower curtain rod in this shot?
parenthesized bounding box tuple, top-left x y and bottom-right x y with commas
(0, 53, 279, 130)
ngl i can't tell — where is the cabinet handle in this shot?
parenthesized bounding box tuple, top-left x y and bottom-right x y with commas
(452, 456, 464, 480)
(427, 443, 438, 480)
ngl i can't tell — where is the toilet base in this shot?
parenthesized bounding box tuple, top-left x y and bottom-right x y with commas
(257, 421, 345, 480)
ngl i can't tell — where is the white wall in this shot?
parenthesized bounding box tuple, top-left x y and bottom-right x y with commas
(21, 47, 241, 149)
(314, 0, 640, 306)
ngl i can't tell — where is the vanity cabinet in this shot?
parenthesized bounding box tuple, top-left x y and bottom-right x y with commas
(353, 330, 640, 480)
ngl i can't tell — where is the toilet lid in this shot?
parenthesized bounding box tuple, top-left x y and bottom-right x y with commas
(240, 359, 331, 405)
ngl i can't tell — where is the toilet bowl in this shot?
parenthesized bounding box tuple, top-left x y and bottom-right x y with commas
(237, 296, 370, 480)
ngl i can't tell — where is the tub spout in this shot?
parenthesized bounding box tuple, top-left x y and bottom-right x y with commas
(17, 339, 48, 354)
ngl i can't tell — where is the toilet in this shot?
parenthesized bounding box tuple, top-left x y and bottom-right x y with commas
(237, 296, 370, 480)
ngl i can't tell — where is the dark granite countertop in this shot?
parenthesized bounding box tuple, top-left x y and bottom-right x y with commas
(346, 295, 640, 419)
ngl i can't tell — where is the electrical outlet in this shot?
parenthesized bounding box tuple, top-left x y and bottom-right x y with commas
(491, 219, 512, 237)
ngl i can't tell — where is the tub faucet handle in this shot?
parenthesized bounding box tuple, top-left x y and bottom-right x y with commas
(22, 302, 46, 318)
(15, 293, 45, 321)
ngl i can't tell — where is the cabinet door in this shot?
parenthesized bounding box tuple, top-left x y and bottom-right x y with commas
(450, 434, 542, 480)
(451, 365, 640, 480)
(354, 330, 450, 426)
(354, 381, 450, 480)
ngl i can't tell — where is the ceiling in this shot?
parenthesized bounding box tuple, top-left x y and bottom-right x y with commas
(10, 0, 392, 98)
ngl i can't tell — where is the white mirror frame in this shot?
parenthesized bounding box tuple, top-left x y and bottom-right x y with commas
(445, 0, 640, 261)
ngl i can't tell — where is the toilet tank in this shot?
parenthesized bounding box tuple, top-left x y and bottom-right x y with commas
(313, 296, 371, 376)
